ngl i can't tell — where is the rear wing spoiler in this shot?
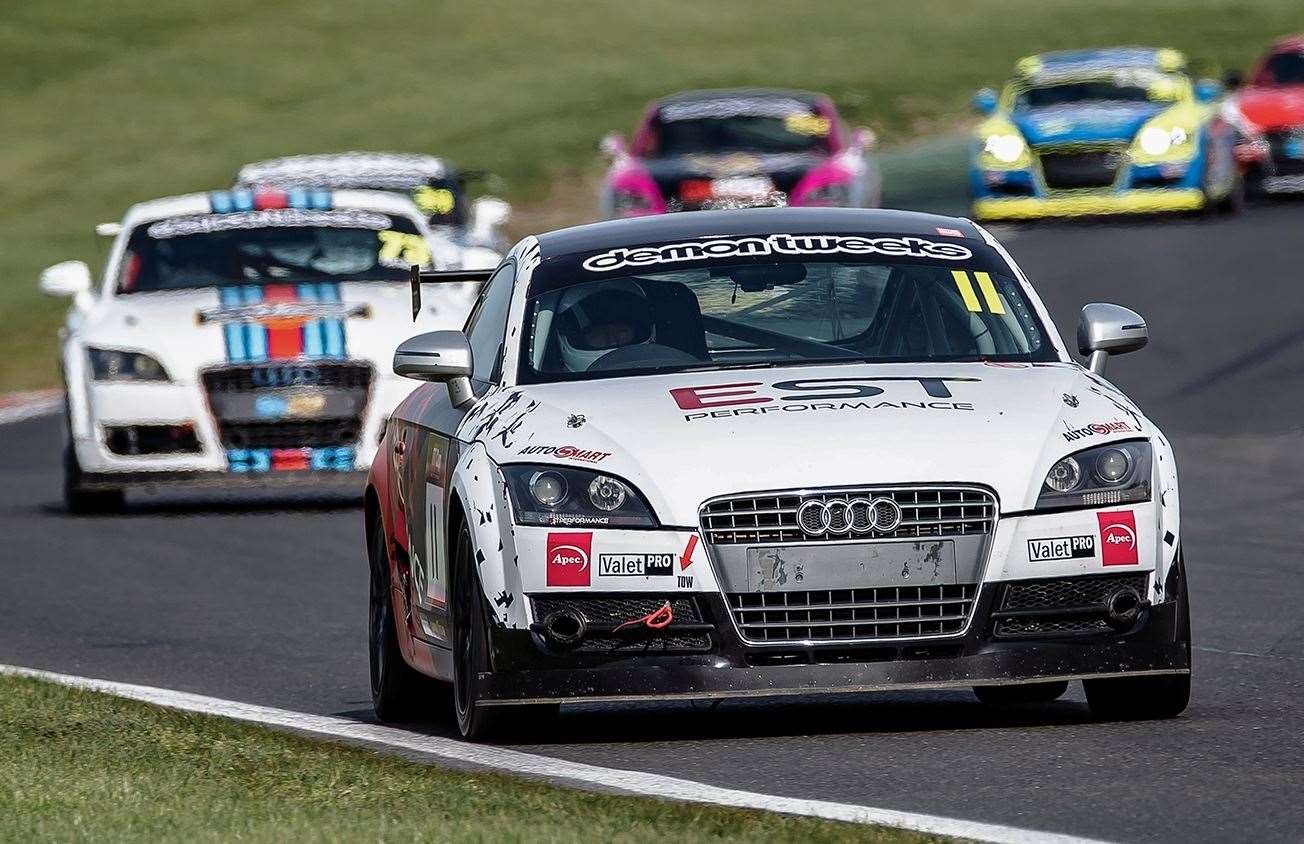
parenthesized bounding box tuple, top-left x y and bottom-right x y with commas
(408, 264, 492, 320)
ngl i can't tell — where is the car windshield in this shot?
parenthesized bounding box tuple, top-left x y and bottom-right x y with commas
(117, 209, 430, 293)
(1258, 51, 1304, 85)
(647, 98, 832, 156)
(521, 238, 1055, 383)
(1016, 79, 1166, 109)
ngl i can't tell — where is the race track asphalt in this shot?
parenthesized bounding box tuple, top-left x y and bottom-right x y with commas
(3, 203, 1302, 843)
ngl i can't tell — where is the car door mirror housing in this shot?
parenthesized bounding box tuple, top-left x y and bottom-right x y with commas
(1077, 303, 1148, 375)
(40, 260, 93, 299)
(1194, 78, 1222, 103)
(394, 330, 475, 405)
(468, 196, 511, 247)
(851, 126, 877, 150)
(600, 132, 627, 157)
(971, 88, 999, 115)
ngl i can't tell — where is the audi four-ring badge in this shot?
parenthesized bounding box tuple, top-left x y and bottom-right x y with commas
(366, 207, 1191, 740)
(42, 188, 497, 511)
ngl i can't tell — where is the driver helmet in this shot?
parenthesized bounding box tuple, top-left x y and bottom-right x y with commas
(555, 280, 655, 372)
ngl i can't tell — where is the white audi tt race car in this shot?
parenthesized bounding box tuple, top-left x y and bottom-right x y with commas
(367, 207, 1190, 739)
(41, 187, 484, 511)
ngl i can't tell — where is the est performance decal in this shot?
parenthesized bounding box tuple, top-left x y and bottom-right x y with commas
(1097, 511, 1139, 566)
(1028, 534, 1096, 562)
(546, 532, 592, 587)
(670, 376, 979, 421)
(581, 233, 973, 272)
(597, 553, 674, 578)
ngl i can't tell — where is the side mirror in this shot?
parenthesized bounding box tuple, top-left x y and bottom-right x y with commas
(1222, 69, 1243, 91)
(971, 88, 999, 115)
(393, 330, 475, 406)
(1194, 78, 1223, 103)
(40, 260, 93, 299)
(851, 126, 877, 150)
(95, 222, 123, 238)
(468, 196, 511, 246)
(600, 132, 627, 158)
(1077, 303, 1148, 376)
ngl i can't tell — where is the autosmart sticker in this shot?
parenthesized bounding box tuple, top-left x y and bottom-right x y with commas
(597, 553, 674, 577)
(581, 234, 973, 272)
(517, 445, 611, 463)
(669, 376, 980, 421)
(1027, 535, 1096, 562)
(1062, 420, 1135, 442)
(546, 532, 592, 586)
(1097, 511, 1139, 566)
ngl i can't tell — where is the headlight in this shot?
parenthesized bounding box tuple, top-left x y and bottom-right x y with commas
(983, 134, 1026, 164)
(1137, 125, 1191, 156)
(1036, 440, 1151, 512)
(87, 348, 170, 382)
(502, 464, 658, 528)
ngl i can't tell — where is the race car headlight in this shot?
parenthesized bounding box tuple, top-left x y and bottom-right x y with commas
(1133, 124, 1194, 160)
(983, 134, 1026, 164)
(1036, 440, 1152, 512)
(502, 464, 658, 528)
(87, 347, 170, 382)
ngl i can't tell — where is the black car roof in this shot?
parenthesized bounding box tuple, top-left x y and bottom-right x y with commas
(534, 208, 982, 259)
(655, 87, 822, 106)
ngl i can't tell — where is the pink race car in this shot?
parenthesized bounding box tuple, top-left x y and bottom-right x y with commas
(600, 88, 881, 217)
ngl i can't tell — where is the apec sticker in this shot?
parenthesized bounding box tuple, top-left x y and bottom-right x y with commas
(1097, 511, 1138, 566)
(1027, 534, 1095, 562)
(546, 532, 592, 586)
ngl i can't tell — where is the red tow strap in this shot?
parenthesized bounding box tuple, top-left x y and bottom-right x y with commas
(614, 601, 674, 632)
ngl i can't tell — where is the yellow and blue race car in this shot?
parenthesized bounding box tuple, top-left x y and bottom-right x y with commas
(969, 48, 1241, 220)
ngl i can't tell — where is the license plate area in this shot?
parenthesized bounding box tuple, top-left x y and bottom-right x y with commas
(746, 540, 957, 591)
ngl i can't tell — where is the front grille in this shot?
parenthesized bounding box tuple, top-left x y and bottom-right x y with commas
(993, 573, 1149, 639)
(1001, 573, 1149, 611)
(530, 595, 711, 653)
(203, 362, 371, 450)
(1038, 148, 1124, 189)
(216, 420, 360, 449)
(701, 486, 996, 545)
(1265, 130, 1304, 176)
(728, 584, 976, 642)
(201, 362, 372, 393)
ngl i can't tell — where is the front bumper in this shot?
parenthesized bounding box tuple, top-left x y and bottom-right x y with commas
(973, 189, 1205, 221)
(476, 585, 1189, 705)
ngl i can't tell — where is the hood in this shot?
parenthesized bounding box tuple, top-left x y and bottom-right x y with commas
(475, 362, 1151, 525)
(77, 281, 475, 380)
(1012, 103, 1163, 145)
(1234, 85, 1304, 130)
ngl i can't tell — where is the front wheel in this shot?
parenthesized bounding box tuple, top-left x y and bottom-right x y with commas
(1084, 672, 1191, 720)
(63, 443, 124, 514)
(451, 522, 556, 741)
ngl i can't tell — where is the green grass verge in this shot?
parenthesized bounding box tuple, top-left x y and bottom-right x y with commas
(3, 0, 1299, 391)
(0, 674, 940, 843)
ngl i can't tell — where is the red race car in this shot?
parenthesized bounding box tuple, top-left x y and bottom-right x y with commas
(1224, 35, 1304, 195)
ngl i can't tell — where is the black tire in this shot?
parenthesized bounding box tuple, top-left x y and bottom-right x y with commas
(451, 522, 556, 741)
(1215, 171, 1245, 215)
(973, 680, 1069, 705)
(63, 443, 124, 514)
(368, 519, 437, 722)
(1085, 560, 1192, 721)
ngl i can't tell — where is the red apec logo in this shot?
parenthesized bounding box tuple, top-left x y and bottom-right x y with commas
(546, 532, 592, 587)
(1097, 511, 1138, 566)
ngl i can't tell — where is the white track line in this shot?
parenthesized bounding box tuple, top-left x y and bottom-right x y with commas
(0, 395, 61, 425)
(2, 664, 1107, 844)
